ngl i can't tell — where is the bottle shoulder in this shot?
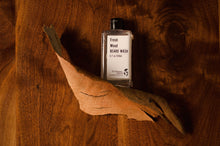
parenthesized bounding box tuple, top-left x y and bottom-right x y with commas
(102, 29, 133, 39)
(102, 29, 132, 35)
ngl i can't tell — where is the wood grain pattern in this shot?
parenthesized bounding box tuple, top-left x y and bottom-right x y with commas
(0, 0, 219, 145)
(0, 0, 16, 145)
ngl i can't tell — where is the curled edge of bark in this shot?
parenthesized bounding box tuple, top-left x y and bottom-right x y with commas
(117, 87, 185, 134)
(43, 25, 185, 134)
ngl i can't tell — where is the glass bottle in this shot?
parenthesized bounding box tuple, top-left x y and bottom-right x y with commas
(101, 18, 133, 87)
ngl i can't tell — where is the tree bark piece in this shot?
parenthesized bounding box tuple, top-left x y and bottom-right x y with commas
(43, 25, 185, 134)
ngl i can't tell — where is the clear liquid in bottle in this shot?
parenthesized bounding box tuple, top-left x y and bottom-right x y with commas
(101, 18, 133, 87)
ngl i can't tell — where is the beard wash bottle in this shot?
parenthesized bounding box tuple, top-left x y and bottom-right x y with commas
(101, 18, 133, 87)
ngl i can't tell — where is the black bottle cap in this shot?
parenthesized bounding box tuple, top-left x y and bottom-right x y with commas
(111, 18, 124, 29)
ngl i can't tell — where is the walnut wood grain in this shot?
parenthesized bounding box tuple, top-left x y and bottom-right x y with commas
(0, 0, 218, 145)
(0, 0, 16, 146)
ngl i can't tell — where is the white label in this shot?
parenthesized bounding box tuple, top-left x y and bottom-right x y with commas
(107, 35, 131, 80)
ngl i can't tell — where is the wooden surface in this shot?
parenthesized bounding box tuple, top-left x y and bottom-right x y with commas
(0, 0, 219, 145)
(0, 0, 16, 145)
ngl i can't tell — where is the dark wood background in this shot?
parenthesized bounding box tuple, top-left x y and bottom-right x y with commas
(0, 0, 219, 145)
